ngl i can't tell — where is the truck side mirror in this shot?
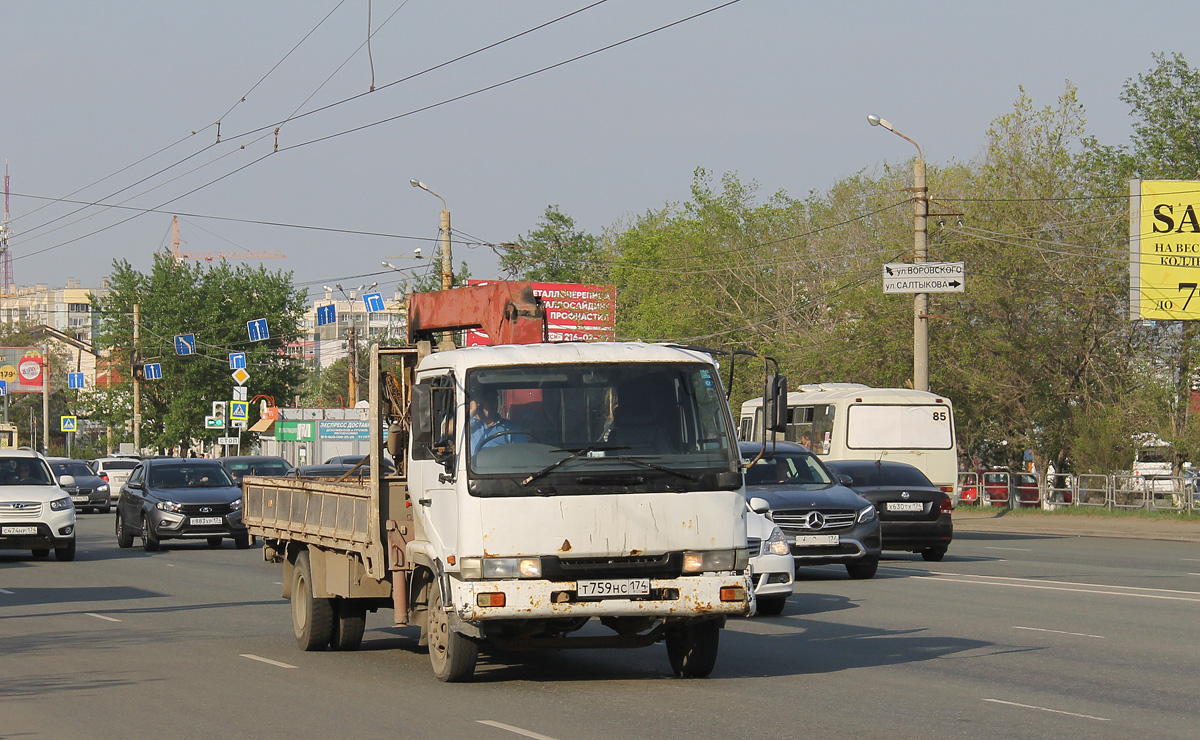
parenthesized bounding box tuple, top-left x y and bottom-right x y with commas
(748, 496, 771, 515)
(411, 384, 434, 459)
(763, 374, 788, 433)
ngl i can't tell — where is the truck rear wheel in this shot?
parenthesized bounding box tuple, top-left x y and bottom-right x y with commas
(427, 579, 477, 682)
(665, 619, 720, 678)
(329, 599, 366, 651)
(292, 550, 333, 650)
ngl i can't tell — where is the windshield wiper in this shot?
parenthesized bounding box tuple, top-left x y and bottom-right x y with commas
(520, 445, 629, 487)
(603, 456, 701, 483)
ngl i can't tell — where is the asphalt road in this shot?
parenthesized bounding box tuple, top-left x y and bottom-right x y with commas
(3, 514, 1198, 740)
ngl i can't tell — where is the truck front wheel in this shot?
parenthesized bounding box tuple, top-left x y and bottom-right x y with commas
(665, 619, 720, 678)
(426, 579, 477, 682)
(292, 550, 334, 650)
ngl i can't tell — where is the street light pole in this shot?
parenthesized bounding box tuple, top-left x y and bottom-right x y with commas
(410, 179, 452, 290)
(868, 115, 929, 392)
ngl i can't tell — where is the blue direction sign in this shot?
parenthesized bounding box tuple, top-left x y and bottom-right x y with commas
(0, 380, 8, 396)
(143, 363, 163, 380)
(67, 372, 85, 390)
(317, 304, 336, 326)
(174, 333, 197, 356)
(229, 352, 247, 370)
(363, 292, 385, 313)
(247, 318, 269, 342)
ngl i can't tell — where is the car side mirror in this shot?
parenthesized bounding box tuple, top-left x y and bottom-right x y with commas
(59, 475, 76, 488)
(127, 481, 143, 491)
(838, 474, 853, 486)
(748, 496, 771, 515)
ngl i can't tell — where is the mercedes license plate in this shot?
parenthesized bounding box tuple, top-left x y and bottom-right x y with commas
(190, 516, 223, 526)
(576, 578, 651, 598)
(795, 534, 839, 546)
(2, 526, 38, 535)
(886, 502, 924, 512)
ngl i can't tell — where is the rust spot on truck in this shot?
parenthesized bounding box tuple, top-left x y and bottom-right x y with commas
(628, 548, 642, 555)
(559, 539, 572, 552)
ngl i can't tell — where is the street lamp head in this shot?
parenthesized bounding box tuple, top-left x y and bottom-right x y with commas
(409, 179, 423, 189)
(867, 114, 893, 131)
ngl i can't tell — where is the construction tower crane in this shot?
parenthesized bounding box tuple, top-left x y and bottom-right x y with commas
(170, 215, 285, 261)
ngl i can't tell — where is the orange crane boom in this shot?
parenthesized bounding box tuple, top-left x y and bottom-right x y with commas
(170, 216, 285, 261)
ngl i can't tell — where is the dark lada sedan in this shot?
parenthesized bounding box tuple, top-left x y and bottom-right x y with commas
(115, 458, 249, 551)
(741, 441, 882, 579)
(824, 460, 954, 561)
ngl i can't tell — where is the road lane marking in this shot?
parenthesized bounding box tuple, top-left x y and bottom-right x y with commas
(921, 575, 1200, 602)
(918, 571, 1200, 601)
(1013, 626, 1104, 639)
(86, 613, 121, 622)
(725, 620, 803, 635)
(0, 588, 13, 594)
(986, 547, 1032, 552)
(240, 654, 296, 669)
(477, 720, 563, 740)
(984, 698, 1109, 721)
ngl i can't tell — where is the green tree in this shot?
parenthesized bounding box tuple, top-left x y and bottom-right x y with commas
(501, 206, 601, 282)
(91, 252, 306, 453)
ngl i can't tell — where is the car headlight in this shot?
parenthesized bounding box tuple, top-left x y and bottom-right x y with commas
(682, 549, 749, 573)
(857, 504, 877, 523)
(476, 557, 542, 579)
(229, 498, 242, 511)
(49, 497, 74, 511)
(765, 526, 790, 556)
(96, 484, 110, 493)
(156, 500, 183, 513)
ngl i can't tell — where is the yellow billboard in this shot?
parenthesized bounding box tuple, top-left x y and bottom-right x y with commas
(1130, 179, 1200, 320)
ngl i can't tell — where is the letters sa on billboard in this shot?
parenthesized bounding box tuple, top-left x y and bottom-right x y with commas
(1130, 179, 1200, 320)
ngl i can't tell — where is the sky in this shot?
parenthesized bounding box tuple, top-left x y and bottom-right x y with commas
(3, 0, 1199, 305)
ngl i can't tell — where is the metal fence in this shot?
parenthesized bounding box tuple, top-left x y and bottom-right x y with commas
(955, 471, 1200, 514)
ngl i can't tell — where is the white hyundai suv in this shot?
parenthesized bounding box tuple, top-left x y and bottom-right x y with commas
(0, 450, 77, 561)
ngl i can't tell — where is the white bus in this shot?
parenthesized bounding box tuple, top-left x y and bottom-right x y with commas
(739, 383, 958, 493)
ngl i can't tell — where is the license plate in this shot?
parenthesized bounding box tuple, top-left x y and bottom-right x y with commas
(795, 535, 839, 546)
(2, 526, 38, 535)
(886, 502, 924, 512)
(190, 516, 223, 526)
(71, 495, 89, 503)
(576, 578, 651, 597)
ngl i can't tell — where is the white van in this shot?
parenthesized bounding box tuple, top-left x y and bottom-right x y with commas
(740, 383, 958, 493)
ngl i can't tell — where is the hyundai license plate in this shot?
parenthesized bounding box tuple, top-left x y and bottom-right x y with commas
(576, 578, 651, 597)
(190, 516, 223, 526)
(2, 526, 38, 535)
(795, 535, 839, 546)
(886, 502, 924, 512)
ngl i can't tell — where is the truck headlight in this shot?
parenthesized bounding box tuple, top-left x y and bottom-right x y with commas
(765, 526, 790, 555)
(49, 497, 73, 511)
(683, 549, 749, 573)
(857, 504, 877, 523)
(481, 557, 542, 579)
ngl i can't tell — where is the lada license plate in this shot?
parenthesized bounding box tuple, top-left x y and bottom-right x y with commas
(190, 516, 223, 526)
(576, 578, 651, 597)
(2, 526, 38, 535)
(795, 535, 839, 546)
(886, 502, 924, 512)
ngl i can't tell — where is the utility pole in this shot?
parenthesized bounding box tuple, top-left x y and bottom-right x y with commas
(439, 206, 452, 290)
(133, 303, 141, 453)
(868, 115, 929, 392)
(347, 324, 358, 406)
(41, 345, 49, 455)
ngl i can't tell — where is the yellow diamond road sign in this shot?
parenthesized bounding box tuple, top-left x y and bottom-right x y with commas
(231, 367, 250, 385)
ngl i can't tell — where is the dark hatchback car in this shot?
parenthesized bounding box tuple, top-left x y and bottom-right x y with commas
(741, 441, 882, 579)
(220, 455, 293, 486)
(290, 464, 370, 479)
(115, 458, 249, 551)
(823, 460, 954, 561)
(47, 458, 111, 514)
(324, 455, 396, 473)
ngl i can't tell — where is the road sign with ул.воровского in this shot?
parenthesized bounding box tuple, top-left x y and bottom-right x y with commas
(883, 262, 965, 294)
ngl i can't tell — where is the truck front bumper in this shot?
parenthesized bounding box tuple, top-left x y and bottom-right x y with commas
(452, 573, 752, 622)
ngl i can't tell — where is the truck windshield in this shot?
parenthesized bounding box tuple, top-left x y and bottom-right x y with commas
(466, 362, 738, 495)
